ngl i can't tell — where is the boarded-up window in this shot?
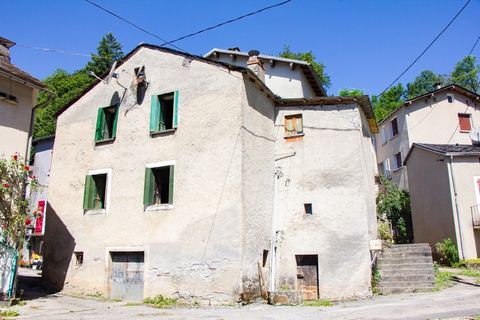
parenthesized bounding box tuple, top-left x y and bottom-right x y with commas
(391, 118, 399, 137)
(144, 165, 174, 207)
(83, 174, 107, 210)
(150, 91, 179, 133)
(458, 113, 471, 131)
(284, 114, 303, 137)
(95, 105, 119, 143)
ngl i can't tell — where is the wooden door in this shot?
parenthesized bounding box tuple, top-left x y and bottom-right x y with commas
(296, 255, 318, 300)
(110, 252, 144, 301)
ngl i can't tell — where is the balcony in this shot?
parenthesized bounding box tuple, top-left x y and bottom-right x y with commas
(471, 205, 480, 228)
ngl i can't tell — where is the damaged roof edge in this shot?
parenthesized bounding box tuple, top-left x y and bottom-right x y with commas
(276, 95, 379, 133)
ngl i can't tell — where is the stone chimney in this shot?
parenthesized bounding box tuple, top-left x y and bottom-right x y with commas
(0, 37, 15, 64)
(247, 49, 265, 82)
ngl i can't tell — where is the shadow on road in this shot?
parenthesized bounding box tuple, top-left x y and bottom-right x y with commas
(17, 268, 55, 301)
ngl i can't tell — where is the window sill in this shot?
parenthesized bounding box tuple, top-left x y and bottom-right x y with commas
(150, 129, 176, 137)
(284, 133, 304, 142)
(389, 134, 398, 141)
(460, 130, 471, 133)
(145, 204, 173, 211)
(392, 166, 404, 173)
(95, 138, 115, 146)
(84, 209, 106, 215)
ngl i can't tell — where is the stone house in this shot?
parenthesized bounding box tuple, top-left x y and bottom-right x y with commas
(0, 36, 46, 159)
(43, 44, 378, 303)
(375, 84, 480, 190)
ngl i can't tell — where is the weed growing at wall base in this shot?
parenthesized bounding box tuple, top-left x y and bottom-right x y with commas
(303, 299, 333, 307)
(143, 295, 177, 308)
(0, 309, 19, 317)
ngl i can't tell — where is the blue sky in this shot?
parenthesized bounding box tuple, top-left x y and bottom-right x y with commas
(3, 0, 479, 96)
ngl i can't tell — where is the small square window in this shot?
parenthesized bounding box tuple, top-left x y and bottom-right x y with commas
(150, 92, 179, 134)
(83, 173, 107, 210)
(304, 203, 313, 215)
(74, 252, 83, 267)
(391, 118, 399, 137)
(144, 165, 174, 207)
(95, 105, 119, 143)
(447, 94, 454, 103)
(284, 114, 303, 137)
(458, 113, 471, 131)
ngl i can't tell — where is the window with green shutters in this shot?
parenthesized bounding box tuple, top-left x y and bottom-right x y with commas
(150, 91, 179, 134)
(95, 105, 119, 143)
(143, 165, 174, 208)
(83, 173, 107, 211)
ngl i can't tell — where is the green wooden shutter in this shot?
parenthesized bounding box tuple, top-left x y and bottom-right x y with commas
(111, 105, 119, 139)
(168, 165, 175, 204)
(95, 108, 105, 142)
(150, 96, 160, 132)
(173, 90, 179, 128)
(83, 175, 95, 209)
(143, 168, 154, 206)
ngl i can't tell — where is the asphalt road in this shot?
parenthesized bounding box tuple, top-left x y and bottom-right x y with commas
(5, 269, 480, 320)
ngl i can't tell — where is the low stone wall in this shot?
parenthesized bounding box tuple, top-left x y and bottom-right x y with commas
(267, 290, 303, 305)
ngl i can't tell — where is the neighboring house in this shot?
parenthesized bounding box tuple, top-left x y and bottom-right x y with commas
(375, 84, 480, 189)
(0, 36, 46, 160)
(405, 144, 480, 259)
(43, 44, 378, 303)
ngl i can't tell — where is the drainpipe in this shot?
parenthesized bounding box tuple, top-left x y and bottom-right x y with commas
(447, 155, 465, 259)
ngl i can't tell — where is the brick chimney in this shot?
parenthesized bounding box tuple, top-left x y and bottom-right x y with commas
(0, 37, 15, 64)
(247, 49, 265, 82)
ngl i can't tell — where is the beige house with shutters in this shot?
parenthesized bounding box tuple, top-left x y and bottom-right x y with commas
(375, 85, 480, 190)
(43, 44, 378, 304)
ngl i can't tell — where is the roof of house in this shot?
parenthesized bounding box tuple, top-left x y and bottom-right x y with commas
(204, 48, 327, 97)
(378, 84, 480, 126)
(0, 37, 15, 49)
(404, 143, 480, 164)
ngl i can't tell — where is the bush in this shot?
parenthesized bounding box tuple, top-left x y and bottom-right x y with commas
(377, 221, 393, 243)
(143, 295, 177, 308)
(435, 238, 459, 266)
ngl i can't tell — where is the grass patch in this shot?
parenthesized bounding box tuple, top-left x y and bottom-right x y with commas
(303, 299, 333, 307)
(433, 271, 453, 291)
(0, 309, 19, 317)
(143, 295, 177, 308)
(124, 302, 142, 307)
(459, 269, 480, 278)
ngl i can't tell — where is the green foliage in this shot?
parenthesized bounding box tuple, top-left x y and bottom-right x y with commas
(371, 266, 381, 295)
(143, 295, 177, 308)
(377, 220, 393, 243)
(303, 299, 332, 307)
(0, 309, 19, 317)
(338, 88, 364, 96)
(33, 33, 124, 139)
(407, 70, 446, 99)
(435, 238, 459, 266)
(459, 269, 480, 278)
(86, 33, 124, 76)
(279, 46, 331, 89)
(371, 83, 406, 122)
(0, 154, 40, 250)
(433, 268, 453, 291)
(376, 176, 413, 244)
(448, 55, 480, 93)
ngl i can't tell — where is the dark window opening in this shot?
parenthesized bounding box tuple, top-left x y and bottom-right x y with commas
(150, 92, 178, 133)
(304, 203, 313, 215)
(95, 105, 119, 143)
(83, 173, 107, 210)
(262, 250, 269, 267)
(144, 165, 174, 207)
(447, 95, 454, 103)
(395, 152, 402, 169)
(160, 94, 174, 130)
(74, 252, 84, 267)
(391, 118, 399, 137)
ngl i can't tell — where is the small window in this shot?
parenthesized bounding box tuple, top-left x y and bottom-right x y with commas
(447, 94, 454, 103)
(390, 118, 399, 137)
(394, 152, 402, 169)
(284, 114, 303, 137)
(304, 203, 313, 215)
(150, 91, 179, 133)
(262, 250, 269, 267)
(383, 158, 391, 178)
(83, 173, 107, 210)
(95, 105, 119, 143)
(74, 252, 84, 267)
(144, 165, 174, 207)
(380, 126, 387, 144)
(458, 113, 471, 132)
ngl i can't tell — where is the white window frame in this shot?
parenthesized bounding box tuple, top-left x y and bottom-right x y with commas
(145, 160, 175, 211)
(380, 126, 387, 145)
(383, 158, 391, 178)
(85, 168, 112, 215)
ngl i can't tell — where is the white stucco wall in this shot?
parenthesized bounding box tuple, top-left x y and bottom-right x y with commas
(0, 75, 37, 159)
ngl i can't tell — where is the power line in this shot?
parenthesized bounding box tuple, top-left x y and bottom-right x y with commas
(159, 0, 292, 47)
(378, 0, 471, 97)
(84, 0, 185, 52)
(468, 34, 480, 56)
(15, 43, 108, 59)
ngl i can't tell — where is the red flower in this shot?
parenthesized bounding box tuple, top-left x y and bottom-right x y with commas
(2, 183, 9, 188)
(12, 154, 18, 161)
(25, 218, 32, 226)
(24, 165, 30, 171)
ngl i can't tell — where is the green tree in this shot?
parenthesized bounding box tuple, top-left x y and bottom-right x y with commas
(85, 32, 124, 76)
(371, 83, 406, 122)
(279, 46, 331, 89)
(407, 70, 446, 99)
(448, 55, 480, 93)
(376, 176, 413, 244)
(339, 88, 364, 96)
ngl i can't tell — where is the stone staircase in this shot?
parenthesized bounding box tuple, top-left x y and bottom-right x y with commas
(376, 243, 435, 294)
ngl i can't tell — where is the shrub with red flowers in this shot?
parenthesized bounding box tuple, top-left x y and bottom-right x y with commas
(0, 153, 40, 250)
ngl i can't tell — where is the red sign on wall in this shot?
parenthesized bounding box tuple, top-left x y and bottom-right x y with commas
(34, 200, 46, 236)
